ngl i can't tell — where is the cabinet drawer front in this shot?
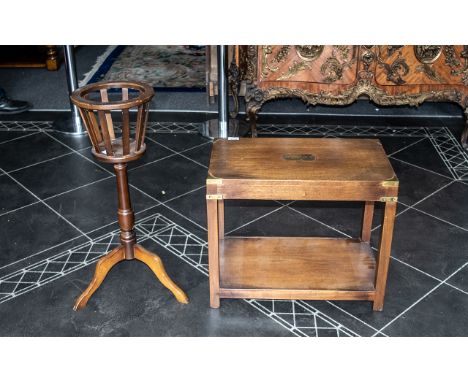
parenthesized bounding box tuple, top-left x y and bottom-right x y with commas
(258, 45, 358, 85)
(375, 45, 468, 86)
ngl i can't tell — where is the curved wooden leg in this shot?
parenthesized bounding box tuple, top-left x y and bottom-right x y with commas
(73, 246, 125, 311)
(134, 244, 189, 304)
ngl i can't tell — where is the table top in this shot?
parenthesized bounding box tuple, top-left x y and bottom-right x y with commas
(208, 138, 397, 183)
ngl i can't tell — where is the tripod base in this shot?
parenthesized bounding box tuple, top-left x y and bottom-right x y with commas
(73, 244, 189, 311)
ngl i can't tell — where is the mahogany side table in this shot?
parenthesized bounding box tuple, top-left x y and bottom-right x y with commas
(206, 137, 398, 311)
(70, 81, 188, 310)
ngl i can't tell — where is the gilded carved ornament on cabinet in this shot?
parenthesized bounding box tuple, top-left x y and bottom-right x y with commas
(414, 45, 443, 64)
(387, 46, 404, 56)
(277, 60, 311, 81)
(261, 45, 294, 79)
(294, 45, 324, 61)
(444, 46, 468, 86)
(413, 45, 444, 83)
(377, 48, 410, 85)
(262, 45, 325, 80)
(320, 46, 356, 83)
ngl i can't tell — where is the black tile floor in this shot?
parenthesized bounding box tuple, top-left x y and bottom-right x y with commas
(1, 119, 468, 336)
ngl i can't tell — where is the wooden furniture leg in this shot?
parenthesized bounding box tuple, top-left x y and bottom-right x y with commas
(73, 246, 125, 311)
(218, 200, 225, 240)
(45, 45, 59, 71)
(207, 198, 220, 308)
(134, 244, 189, 304)
(373, 201, 397, 311)
(248, 109, 258, 138)
(361, 201, 375, 242)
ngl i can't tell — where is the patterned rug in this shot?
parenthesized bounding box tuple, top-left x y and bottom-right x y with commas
(80, 45, 206, 91)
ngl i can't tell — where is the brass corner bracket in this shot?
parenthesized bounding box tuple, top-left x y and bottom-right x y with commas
(380, 196, 398, 202)
(206, 194, 223, 200)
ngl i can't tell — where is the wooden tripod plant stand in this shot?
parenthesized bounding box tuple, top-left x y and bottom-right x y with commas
(70, 81, 189, 310)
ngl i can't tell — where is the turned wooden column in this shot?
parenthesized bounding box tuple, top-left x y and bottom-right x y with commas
(114, 163, 136, 259)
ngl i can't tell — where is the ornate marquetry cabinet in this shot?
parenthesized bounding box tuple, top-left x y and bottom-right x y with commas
(238, 45, 468, 148)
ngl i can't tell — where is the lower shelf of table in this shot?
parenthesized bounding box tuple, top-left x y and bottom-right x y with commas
(219, 236, 376, 300)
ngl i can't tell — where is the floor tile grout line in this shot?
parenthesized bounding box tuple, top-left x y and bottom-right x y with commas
(257, 125, 429, 138)
(0, 131, 41, 145)
(0, 174, 115, 219)
(322, 301, 382, 335)
(0, 226, 127, 299)
(407, 204, 468, 232)
(41, 174, 115, 202)
(386, 255, 444, 283)
(424, 126, 461, 172)
(245, 303, 301, 337)
(389, 156, 455, 180)
(426, 127, 460, 180)
(370, 180, 456, 233)
(288, 205, 352, 238)
(387, 136, 428, 157)
(127, 174, 210, 233)
(225, 204, 289, 236)
(127, 152, 178, 173)
(0, 200, 42, 218)
(372, 287, 443, 335)
(0, 168, 92, 241)
(374, 259, 468, 336)
(443, 280, 468, 297)
(146, 135, 211, 169)
(426, 126, 468, 180)
(0, 234, 88, 272)
(162, 203, 208, 232)
(0, 233, 123, 302)
(146, 135, 211, 156)
(162, 184, 206, 205)
(4, 151, 75, 175)
(406, 180, 456, 209)
(42, 131, 115, 176)
(296, 301, 366, 336)
(175, 152, 208, 169)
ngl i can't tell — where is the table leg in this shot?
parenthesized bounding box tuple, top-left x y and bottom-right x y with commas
(361, 201, 375, 242)
(218, 200, 224, 240)
(207, 198, 221, 308)
(373, 201, 397, 311)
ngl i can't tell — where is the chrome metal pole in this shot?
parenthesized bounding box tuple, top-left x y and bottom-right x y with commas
(53, 45, 86, 135)
(217, 45, 229, 139)
(64, 46, 80, 114)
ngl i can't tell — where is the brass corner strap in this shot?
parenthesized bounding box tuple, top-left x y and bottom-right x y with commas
(206, 178, 223, 185)
(382, 177, 399, 187)
(206, 194, 223, 200)
(380, 196, 398, 202)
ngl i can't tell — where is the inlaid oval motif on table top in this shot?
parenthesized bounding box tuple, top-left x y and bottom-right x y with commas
(414, 45, 443, 64)
(294, 45, 324, 61)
